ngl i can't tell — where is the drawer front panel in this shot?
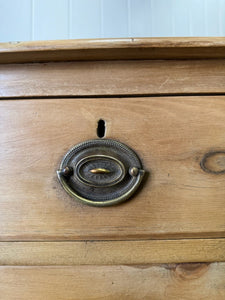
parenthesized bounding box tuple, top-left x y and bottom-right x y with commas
(0, 264, 225, 300)
(1, 97, 225, 240)
(1, 59, 225, 98)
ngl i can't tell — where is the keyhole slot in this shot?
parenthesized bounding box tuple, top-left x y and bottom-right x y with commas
(97, 119, 106, 138)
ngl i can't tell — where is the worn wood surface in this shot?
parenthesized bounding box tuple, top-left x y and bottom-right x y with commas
(1, 59, 225, 98)
(0, 239, 225, 265)
(1, 97, 225, 241)
(1, 38, 224, 297)
(1, 37, 225, 64)
(0, 263, 225, 299)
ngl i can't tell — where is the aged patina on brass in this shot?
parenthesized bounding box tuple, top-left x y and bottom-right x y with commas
(57, 139, 145, 206)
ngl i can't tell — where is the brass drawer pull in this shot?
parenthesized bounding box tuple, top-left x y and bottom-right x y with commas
(57, 139, 145, 207)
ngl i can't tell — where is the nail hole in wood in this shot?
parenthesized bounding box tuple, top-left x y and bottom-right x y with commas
(97, 119, 106, 138)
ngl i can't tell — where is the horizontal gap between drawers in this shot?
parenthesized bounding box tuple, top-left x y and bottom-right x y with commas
(0, 92, 225, 100)
(0, 236, 225, 242)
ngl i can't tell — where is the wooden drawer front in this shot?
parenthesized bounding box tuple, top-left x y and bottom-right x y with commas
(1, 59, 225, 98)
(1, 263, 225, 300)
(1, 96, 225, 241)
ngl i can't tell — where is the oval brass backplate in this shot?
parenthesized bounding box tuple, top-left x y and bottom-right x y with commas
(57, 139, 145, 207)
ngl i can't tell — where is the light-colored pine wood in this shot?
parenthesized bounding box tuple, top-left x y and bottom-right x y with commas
(0, 263, 224, 299)
(1, 38, 224, 298)
(0, 37, 225, 63)
(0, 59, 225, 98)
(0, 239, 225, 265)
(1, 97, 225, 241)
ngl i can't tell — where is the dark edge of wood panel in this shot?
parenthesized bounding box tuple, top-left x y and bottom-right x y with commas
(1, 37, 225, 64)
(0, 239, 225, 265)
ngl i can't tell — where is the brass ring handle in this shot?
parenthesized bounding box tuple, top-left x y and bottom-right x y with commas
(57, 139, 146, 207)
(57, 168, 145, 207)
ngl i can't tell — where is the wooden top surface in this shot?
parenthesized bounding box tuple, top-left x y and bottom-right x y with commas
(0, 37, 225, 63)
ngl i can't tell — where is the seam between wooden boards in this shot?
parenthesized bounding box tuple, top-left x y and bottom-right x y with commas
(1, 92, 225, 100)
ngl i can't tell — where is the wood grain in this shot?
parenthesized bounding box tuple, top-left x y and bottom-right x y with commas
(0, 239, 225, 265)
(0, 263, 225, 299)
(1, 59, 225, 98)
(1, 37, 225, 63)
(1, 97, 225, 241)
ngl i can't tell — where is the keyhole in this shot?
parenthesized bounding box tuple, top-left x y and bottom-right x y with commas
(97, 119, 106, 138)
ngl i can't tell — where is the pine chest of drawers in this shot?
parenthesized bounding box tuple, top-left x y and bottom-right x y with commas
(0, 38, 225, 299)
